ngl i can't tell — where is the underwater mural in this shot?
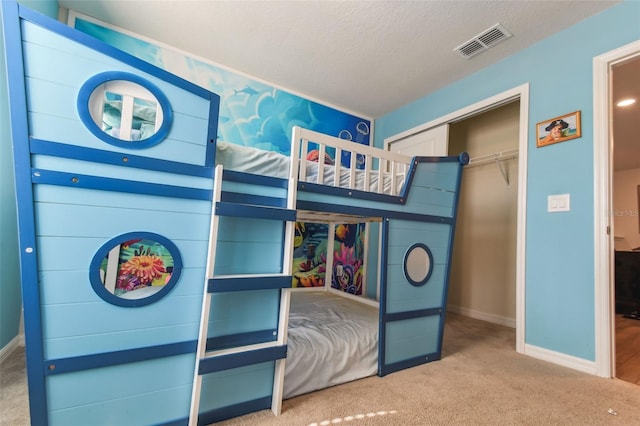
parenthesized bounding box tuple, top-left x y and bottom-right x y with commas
(332, 223, 365, 295)
(292, 223, 328, 289)
(72, 16, 371, 156)
(292, 222, 365, 295)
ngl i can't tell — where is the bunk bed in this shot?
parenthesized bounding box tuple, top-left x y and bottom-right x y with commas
(211, 125, 467, 402)
(4, 3, 467, 424)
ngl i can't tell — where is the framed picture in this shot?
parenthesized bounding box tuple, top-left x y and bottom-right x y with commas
(536, 111, 581, 148)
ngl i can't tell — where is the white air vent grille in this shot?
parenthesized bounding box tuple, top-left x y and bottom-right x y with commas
(454, 23, 512, 59)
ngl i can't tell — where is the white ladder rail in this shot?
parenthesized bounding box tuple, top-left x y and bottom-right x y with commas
(188, 165, 296, 424)
(188, 165, 224, 426)
(271, 175, 297, 415)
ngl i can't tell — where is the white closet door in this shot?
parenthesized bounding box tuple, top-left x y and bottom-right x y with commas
(387, 124, 449, 156)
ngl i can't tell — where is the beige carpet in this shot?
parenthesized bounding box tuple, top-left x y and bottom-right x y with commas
(220, 313, 640, 426)
(2, 313, 640, 425)
(0, 343, 29, 426)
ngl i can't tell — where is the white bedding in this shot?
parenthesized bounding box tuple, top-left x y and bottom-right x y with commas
(216, 141, 405, 194)
(284, 291, 378, 399)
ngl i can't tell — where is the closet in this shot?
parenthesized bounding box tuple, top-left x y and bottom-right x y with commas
(447, 101, 520, 327)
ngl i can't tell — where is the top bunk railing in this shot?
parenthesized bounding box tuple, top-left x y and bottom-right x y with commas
(290, 126, 413, 197)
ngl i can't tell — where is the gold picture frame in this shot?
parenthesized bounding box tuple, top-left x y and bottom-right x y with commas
(536, 110, 581, 148)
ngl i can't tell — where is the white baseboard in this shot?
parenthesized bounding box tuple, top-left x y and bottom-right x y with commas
(0, 334, 24, 363)
(447, 305, 516, 328)
(524, 343, 596, 375)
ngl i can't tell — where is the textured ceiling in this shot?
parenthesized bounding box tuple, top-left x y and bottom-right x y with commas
(58, 0, 620, 118)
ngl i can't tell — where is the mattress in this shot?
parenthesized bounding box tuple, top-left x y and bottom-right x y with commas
(216, 141, 405, 194)
(284, 291, 378, 399)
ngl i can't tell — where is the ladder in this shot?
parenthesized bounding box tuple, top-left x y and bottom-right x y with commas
(188, 165, 297, 425)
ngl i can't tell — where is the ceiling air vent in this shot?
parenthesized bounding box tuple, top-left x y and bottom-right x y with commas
(454, 23, 512, 59)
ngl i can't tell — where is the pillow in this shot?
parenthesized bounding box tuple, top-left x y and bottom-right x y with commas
(307, 149, 334, 165)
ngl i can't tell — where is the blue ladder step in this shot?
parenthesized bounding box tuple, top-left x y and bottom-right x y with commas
(215, 201, 296, 221)
(209, 274, 293, 293)
(198, 345, 287, 375)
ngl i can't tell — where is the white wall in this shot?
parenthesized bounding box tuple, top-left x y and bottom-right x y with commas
(447, 101, 519, 327)
(613, 168, 640, 251)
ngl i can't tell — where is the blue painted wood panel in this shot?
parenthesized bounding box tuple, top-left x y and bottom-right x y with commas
(385, 220, 452, 313)
(199, 362, 275, 413)
(214, 217, 285, 275)
(402, 185, 456, 218)
(384, 315, 440, 364)
(5, 4, 223, 424)
(41, 296, 201, 358)
(22, 20, 212, 168)
(39, 268, 203, 305)
(34, 185, 212, 214)
(221, 180, 288, 200)
(34, 202, 211, 240)
(46, 354, 193, 425)
(36, 236, 207, 270)
(207, 290, 280, 337)
(31, 182, 209, 359)
(409, 160, 461, 193)
(297, 159, 462, 219)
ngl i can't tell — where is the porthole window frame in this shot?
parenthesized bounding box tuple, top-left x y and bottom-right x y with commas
(77, 71, 173, 149)
(403, 243, 434, 287)
(89, 231, 183, 307)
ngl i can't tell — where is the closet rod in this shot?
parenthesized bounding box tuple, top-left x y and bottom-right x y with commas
(466, 148, 518, 186)
(466, 148, 519, 168)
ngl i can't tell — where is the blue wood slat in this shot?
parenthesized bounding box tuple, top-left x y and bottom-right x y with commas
(215, 202, 296, 221)
(221, 179, 288, 200)
(32, 169, 212, 200)
(220, 191, 287, 208)
(33, 184, 212, 215)
(209, 275, 292, 293)
(383, 307, 442, 323)
(206, 330, 277, 352)
(44, 341, 196, 376)
(30, 139, 214, 178)
(198, 346, 287, 375)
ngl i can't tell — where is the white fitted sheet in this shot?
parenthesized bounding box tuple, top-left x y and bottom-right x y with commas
(284, 291, 378, 399)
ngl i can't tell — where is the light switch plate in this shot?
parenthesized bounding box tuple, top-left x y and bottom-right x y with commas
(548, 194, 570, 212)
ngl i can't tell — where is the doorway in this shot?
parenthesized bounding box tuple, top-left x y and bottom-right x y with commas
(447, 101, 520, 328)
(611, 55, 640, 385)
(593, 40, 640, 379)
(383, 84, 529, 352)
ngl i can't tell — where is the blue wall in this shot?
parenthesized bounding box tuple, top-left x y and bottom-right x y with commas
(0, 0, 58, 350)
(375, 1, 640, 361)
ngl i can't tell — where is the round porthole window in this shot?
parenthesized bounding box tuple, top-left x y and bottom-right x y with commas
(77, 71, 172, 148)
(403, 243, 434, 287)
(89, 232, 182, 307)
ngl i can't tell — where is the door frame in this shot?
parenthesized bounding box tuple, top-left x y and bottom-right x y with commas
(593, 40, 640, 378)
(384, 83, 529, 353)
